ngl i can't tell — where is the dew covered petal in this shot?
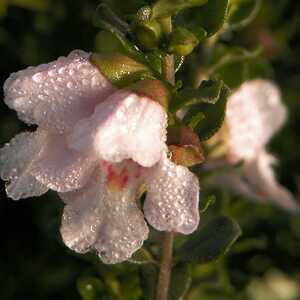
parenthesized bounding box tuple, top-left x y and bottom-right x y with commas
(226, 79, 287, 162)
(68, 89, 167, 167)
(60, 163, 149, 264)
(31, 132, 96, 192)
(0, 130, 48, 200)
(59, 170, 105, 254)
(144, 154, 200, 234)
(4, 50, 114, 132)
(244, 151, 299, 213)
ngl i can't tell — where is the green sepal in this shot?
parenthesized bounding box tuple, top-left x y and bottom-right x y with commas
(183, 84, 229, 141)
(168, 27, 202, 56)
(77, 276, 104, 300)
(90, 53, 153, 88)
(227, 0, 262, 30)
(171, 79, 225, 112)
(151, 0, 208, 19)
(168, 263, 192, 300)
(177, 216, 241, 263)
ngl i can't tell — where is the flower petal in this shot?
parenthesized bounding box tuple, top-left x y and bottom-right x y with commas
(30, 132, 96, 193)
(207, 153, 299, 213)
(244, 151, 299, 213)
(144, 154, 200, 234)
(59, 170, 105, 254)
(0, 130, 48, 200)
(68, 89, 167, 167)
(4, 50, 114, 132)
(60, 164, 149, 264)
(226, 79, 287, 162)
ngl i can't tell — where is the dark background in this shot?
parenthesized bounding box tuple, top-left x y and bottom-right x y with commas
(0, 1, 299, 299)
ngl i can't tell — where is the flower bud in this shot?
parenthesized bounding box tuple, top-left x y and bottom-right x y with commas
(134, 20, 162, 50)
(90, 53, 152, 88)
(168, 27, 200, 56)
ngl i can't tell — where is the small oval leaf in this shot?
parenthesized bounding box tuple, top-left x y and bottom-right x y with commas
(177, 216, 241, 263)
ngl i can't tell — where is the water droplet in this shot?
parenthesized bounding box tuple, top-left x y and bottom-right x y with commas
(82, 79, 89, 85)
(58, 67, 65, 74)
(67, 81, 74, 89)
(32, 73, 42, 83)
(48, 69, 56, 77)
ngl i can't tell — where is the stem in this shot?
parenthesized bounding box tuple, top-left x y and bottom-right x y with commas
(156, 232, 174, 300)
(156, 16, 175, 300)
(162, 54, 175, 85)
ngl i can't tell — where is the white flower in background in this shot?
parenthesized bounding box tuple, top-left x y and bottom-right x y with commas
(0, 50, 200, 263)
(211, 79, 298, 212)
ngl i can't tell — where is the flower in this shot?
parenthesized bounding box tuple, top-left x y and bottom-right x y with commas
(0, 50, 200, 263)
(207, 79, 299, 212)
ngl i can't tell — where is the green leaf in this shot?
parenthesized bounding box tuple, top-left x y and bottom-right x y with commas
(227, 0, 262, 29)
(171, 79, 224, 112)
(94, 3, 129, 34)
(187, 112, 206, 131)
(140, 264, 158, 300)
(247, 56, 274, 80)
(231, 237, 267, 254)
(145, 50, 163, 73)
(151, 0, 208, 19)
(177, 0, 229, 37)
(208, 45, 262, 89)
(99, 0, 148, 18)
(199, 195, 216, 213)
(183, 85, 229, 140)
(129, 248, 156, 264)
(177, 216, 241, 263)
(94, 4, 145, 63)
(169, 263, 192, 300)
(77, 276, 104, 300)
(174, 55, 185, 73)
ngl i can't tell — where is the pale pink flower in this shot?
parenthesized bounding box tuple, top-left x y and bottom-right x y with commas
(0, 50, 200, 263)
(211, 79, 298, 212)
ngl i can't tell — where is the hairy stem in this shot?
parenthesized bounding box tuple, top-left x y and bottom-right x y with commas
(156, 16, 175, 300)
(162, 54, 175, 85)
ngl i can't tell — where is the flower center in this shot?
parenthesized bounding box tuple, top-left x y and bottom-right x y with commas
(101, 160, 143, 191)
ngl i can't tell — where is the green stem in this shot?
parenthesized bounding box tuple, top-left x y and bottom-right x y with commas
(156, 16, 175, 300)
